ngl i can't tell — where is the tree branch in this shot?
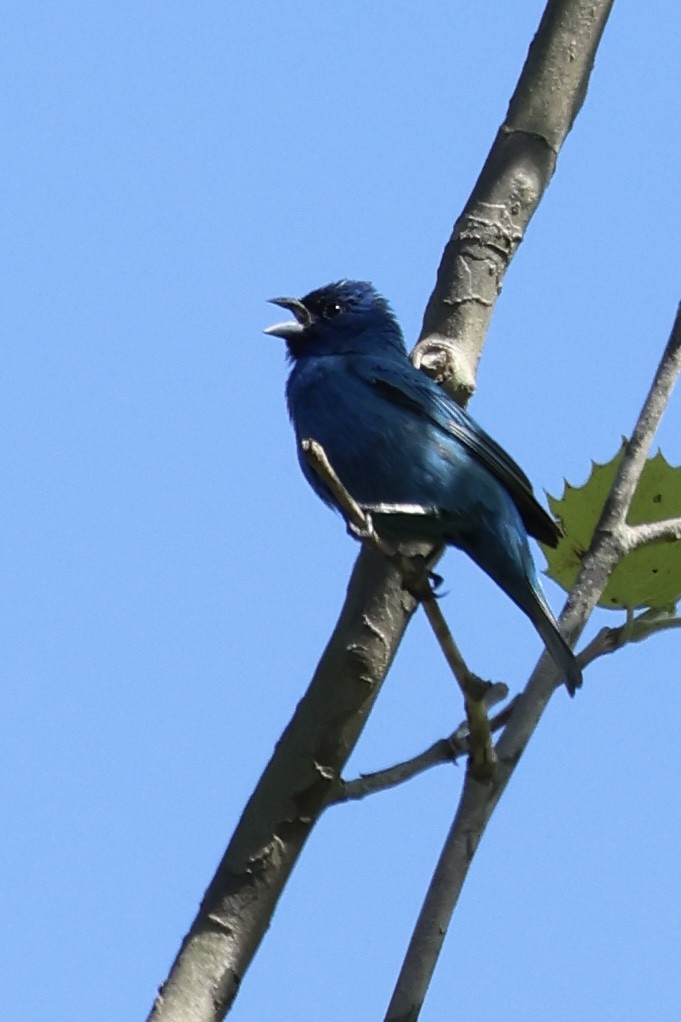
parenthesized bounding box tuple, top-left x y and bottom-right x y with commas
(147, 548, 420, 1022)
(331, 689, 514, 804)
(595, 302, 681, 537)
(338, 740, 463, 801)
(412, 0, 614, 404)
(384, 298, 681, 1022)
(578, 606, 681, 666)
(624, 516, 681, 551)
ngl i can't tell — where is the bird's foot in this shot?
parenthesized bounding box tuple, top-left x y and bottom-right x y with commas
(428, 570, 446, 595)
(398, 556, 441, 601)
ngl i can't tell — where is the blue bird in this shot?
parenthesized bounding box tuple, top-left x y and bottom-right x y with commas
(265, 280, 581, 695)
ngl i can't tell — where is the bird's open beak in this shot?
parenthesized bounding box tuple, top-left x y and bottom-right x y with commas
(264, 296, 311, 339)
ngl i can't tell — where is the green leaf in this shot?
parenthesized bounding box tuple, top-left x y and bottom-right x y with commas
(541, 442, 681, 610)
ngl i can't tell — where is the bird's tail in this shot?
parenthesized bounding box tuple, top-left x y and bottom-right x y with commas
(529, 592, 582, 696)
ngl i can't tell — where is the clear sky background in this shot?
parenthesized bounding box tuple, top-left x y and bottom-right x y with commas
(3, 3, 680, 1020)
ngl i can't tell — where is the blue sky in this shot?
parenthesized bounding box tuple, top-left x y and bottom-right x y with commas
(3, 3, 680, 1020)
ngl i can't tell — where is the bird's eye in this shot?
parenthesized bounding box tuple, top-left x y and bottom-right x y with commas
(324, 301, 343, 318)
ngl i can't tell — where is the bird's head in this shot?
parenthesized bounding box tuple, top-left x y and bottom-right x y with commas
(264, 280, 405, 359)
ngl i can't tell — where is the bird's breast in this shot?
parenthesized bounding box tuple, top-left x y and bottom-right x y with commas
(286, 356, 466, 509)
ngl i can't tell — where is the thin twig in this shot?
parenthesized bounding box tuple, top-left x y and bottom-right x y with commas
(624, 517, 681, 551)
(300, 439, 383, 544)
(419, 597, 499, 778)
(578, 608, 681, 667)
(336, 740, 462, 801)
(331, 687, 513, 804)
(302, 437, 502, 781)
(597, 302, 681, 537)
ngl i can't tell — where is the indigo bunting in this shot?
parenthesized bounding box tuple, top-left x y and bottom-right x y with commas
(266, 280, 581, 695)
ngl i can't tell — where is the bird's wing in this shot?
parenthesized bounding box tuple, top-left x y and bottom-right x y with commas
(355, 357, 561, 547)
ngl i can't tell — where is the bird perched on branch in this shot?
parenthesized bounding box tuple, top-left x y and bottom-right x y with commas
(265, 279, 581, 695)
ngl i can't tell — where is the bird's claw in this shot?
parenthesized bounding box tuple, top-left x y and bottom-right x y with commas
(398, 556, 441, 601)
(428, 570, 445, 594)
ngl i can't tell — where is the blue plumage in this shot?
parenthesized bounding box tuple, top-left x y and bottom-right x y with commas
(266, 280, 581, 694)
